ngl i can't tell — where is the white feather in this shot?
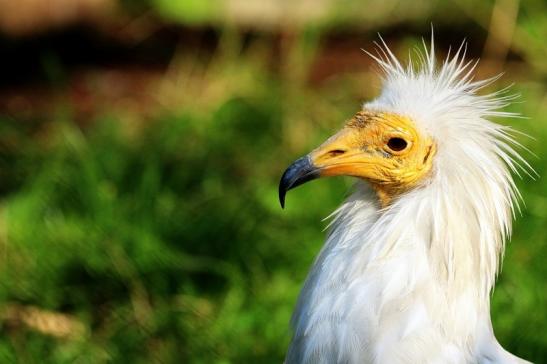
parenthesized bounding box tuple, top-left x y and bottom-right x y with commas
(286, 39, 533, 364)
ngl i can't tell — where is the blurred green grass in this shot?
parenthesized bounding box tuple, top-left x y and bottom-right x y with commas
(0, 1, 546, 363)
(0, 47, 355, 362)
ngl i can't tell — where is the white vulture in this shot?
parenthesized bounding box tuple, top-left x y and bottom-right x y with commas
(278, 37, 533, 364)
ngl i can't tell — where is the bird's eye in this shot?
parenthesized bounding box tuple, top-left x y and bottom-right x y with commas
(387, 137, 408, 152)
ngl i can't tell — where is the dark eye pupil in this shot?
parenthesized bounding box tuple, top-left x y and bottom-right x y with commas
(387, 137, 407, 152)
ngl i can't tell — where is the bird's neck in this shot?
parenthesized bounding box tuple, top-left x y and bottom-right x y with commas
(359, 182, 503, 300)
(289, 183, 510, 362)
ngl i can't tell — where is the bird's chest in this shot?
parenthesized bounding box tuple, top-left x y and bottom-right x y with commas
(288, 245, 481, 364)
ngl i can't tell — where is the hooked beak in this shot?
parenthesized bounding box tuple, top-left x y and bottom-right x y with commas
(278, 128, 371, 208)
(278, 155, 320, 208)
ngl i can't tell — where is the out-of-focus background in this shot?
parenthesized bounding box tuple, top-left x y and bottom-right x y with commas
(0, 0, 545, 362)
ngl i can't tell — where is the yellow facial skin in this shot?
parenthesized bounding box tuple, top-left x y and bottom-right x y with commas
(309, 110, 436, 207)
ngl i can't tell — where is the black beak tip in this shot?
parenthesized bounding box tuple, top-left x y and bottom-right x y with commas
(278, 168, 291, 209)
(278, 155, 319, 209)
(279, 188, 286, 209)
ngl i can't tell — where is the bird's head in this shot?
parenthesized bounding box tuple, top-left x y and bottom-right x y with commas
(279, 38, 530, 210)
(279, 109, 436, 207)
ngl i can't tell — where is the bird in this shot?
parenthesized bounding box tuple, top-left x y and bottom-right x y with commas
(278, 36, 533, 364)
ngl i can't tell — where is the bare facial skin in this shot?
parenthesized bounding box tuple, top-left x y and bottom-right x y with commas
(308, 110, 436, 206)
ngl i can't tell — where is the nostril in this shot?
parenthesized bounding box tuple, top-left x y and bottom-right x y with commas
(329, 149, 346, 157)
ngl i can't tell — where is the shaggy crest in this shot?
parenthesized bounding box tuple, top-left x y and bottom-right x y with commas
(360, 35, 534, 294)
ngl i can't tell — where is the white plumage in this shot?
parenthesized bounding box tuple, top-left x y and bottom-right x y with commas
(282, 38, 533, 364)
